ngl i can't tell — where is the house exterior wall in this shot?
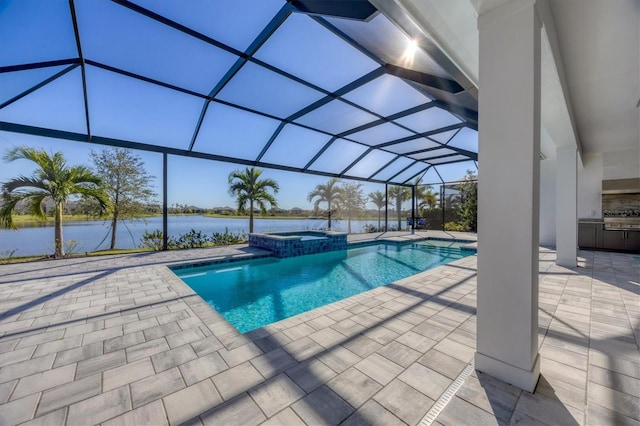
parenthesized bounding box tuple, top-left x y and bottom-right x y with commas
(578, 153, 603, 220)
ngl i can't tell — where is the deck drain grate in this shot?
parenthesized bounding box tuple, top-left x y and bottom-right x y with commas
(418, 361, 475, 426)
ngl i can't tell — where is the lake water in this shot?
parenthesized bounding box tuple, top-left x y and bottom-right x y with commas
(0, 215, 388, 257)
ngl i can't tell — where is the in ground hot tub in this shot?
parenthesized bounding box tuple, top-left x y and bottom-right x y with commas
(248, 230, 347, 258)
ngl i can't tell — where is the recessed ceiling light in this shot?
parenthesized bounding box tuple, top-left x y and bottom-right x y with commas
(400, 38, 419, 67)
(405, 39, 418, 56)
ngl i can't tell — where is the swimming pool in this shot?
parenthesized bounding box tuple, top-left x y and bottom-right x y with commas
(173, 240, 475, 333)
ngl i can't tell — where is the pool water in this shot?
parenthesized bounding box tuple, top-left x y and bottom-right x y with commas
(174, 240, 474, 333)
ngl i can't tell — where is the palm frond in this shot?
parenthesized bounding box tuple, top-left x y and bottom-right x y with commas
(74, 186, 111, 214)
(0, 190, 49, 228)
(368, 191, 386, 209)
(308, 178, 342, 208)
(26, 192, 49, 220)
(2, 176, 48, 192)
(0, 193, 22, 229)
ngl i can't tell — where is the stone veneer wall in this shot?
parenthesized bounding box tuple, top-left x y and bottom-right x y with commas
(248, 231, 347, 258)
(602, 193, 640, 217)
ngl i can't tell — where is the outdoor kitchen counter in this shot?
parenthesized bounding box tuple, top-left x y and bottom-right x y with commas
(578, 219, 640, 253)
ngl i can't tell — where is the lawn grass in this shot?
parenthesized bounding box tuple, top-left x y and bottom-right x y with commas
(10, 213, 162, 225)
(0, 247, 154, 264)
(10, 214, 98, 225)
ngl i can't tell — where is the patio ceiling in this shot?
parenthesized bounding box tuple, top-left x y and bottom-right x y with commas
(0, 0, 479, 186)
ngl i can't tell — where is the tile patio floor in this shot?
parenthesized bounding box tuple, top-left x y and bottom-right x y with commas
(0, 231, 638, 425)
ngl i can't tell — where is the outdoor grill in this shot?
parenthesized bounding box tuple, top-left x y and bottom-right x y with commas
(603, 216, 640, 231)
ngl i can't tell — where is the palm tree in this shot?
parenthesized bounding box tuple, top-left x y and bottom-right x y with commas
(420, 187, 438, 212)
(388, 185, 410, 230)
(308, 178, 343, 231)
(228, 167, 279, 233)
(0, 146, 110, 258)
(368, 190, 386, 230)
(410, 177, 438, 216)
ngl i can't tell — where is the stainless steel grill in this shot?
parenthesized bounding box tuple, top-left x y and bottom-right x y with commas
(604, 217, 640, 231)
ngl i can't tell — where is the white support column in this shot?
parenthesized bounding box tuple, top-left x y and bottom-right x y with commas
(476, 0, 541, 392)
(556, 146, 578, 267)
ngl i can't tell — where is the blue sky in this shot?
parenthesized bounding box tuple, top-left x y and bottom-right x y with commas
(0, 0, 477, 210)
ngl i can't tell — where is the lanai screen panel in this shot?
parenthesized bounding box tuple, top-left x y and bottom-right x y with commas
(216, 62, 326, 119)
(411, 147, 459, 161)
(0, 1, 77, 66)
(0, 0, 478, 186)
(447, 128, 479, 153)
(1, 67, 87, 134)
(308, 139, 368, 174)
(345, 150, 397, 178)
(342, 74, 431, 117)
(194, 103, 281, 160)
(371, 156, 415, 181)
(294, 100, 379, 135)
(348, 122, 414, 146)
(129, 0, 284, 52)
(75, 0, 240, 94)
(260, 125, 330, 169)
(385, 138, 441, 154)
(86, 66, 204, 149)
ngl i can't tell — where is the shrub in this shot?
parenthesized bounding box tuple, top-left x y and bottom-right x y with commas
(48, 239, 82, 256)
(140, 229, 164, 250)
(140, 228, 247, 251)
(444, 221, 469, 232)
(0, 249, 17, 259)
(211, 228, 246, 245)
(363, 224, 384, 233)
(174, 229, 210, 249)
(64, 239, 82, 255)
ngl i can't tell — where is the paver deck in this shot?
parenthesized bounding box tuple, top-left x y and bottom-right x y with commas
(0, 231, 638, 425)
